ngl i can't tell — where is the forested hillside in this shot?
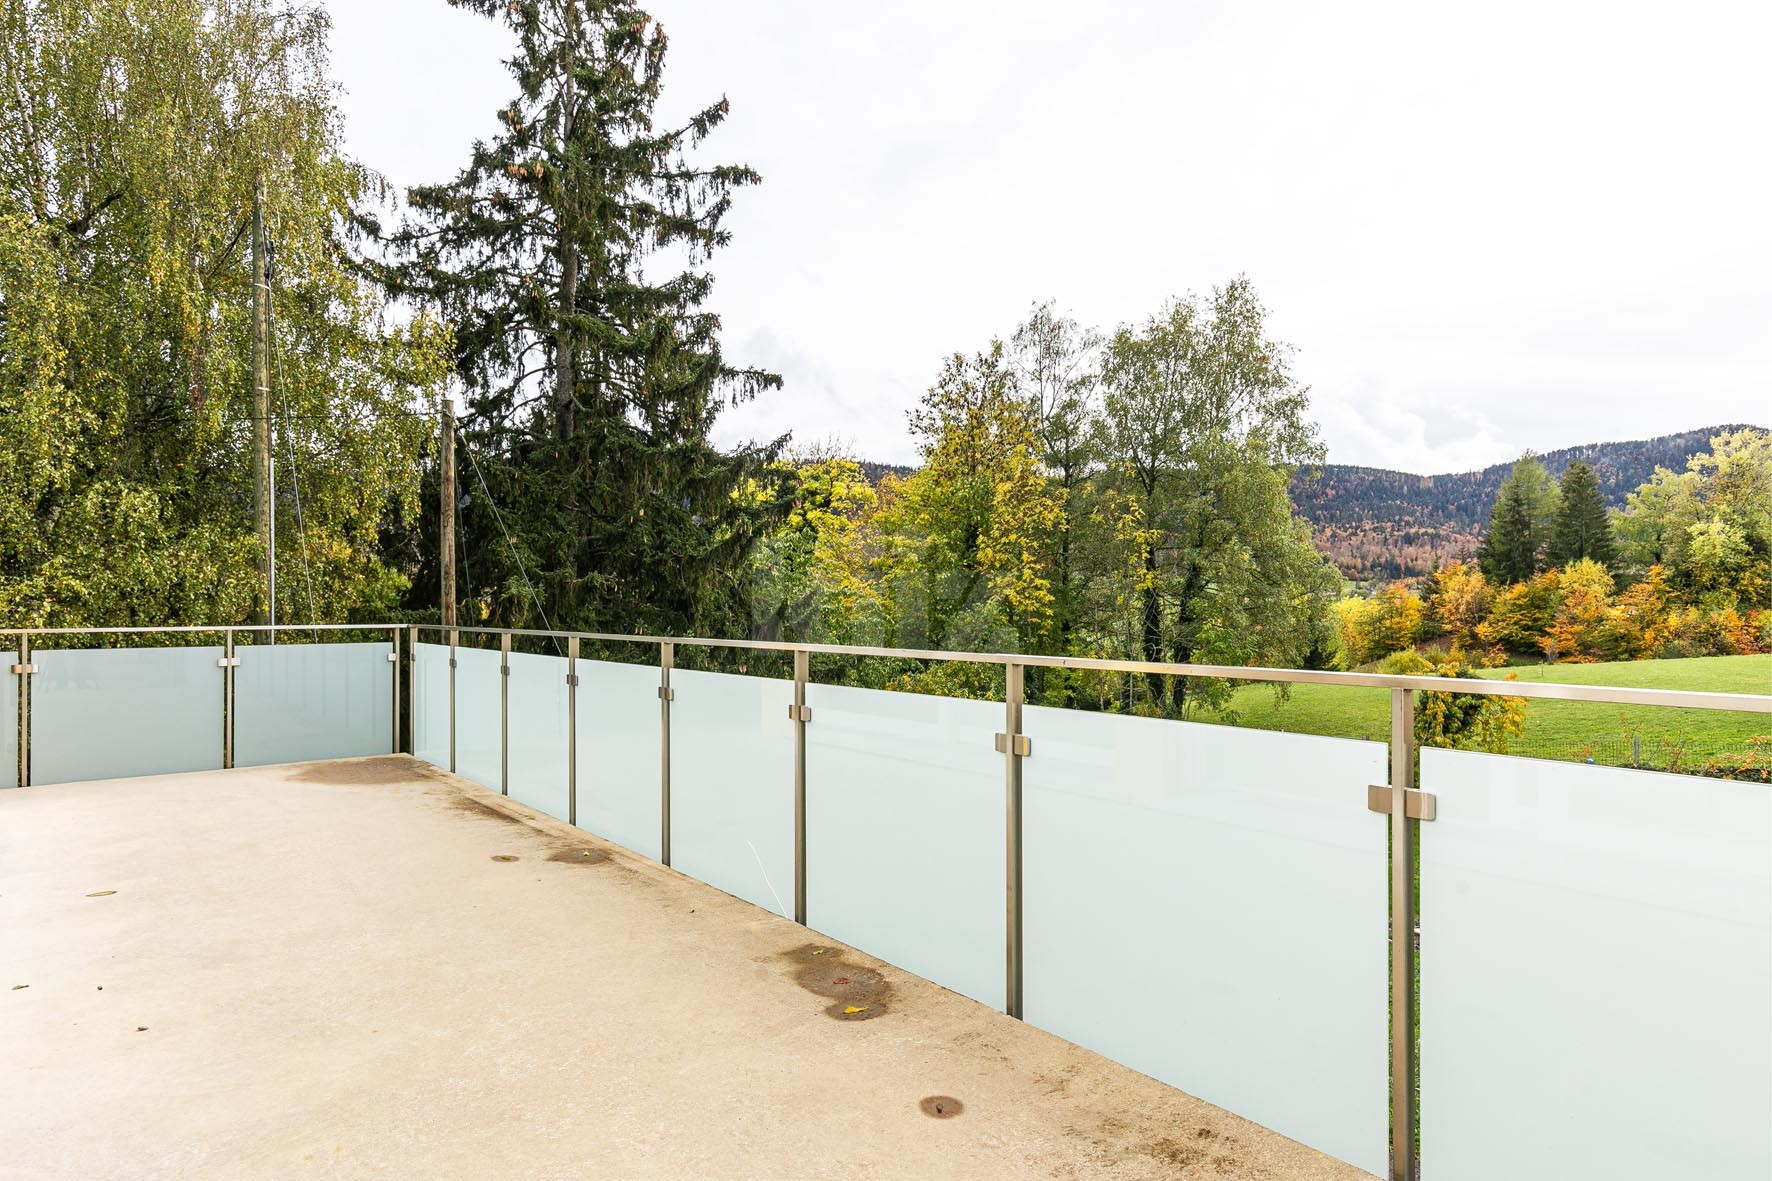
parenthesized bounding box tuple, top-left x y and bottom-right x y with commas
(1292, 426, 1759, 580)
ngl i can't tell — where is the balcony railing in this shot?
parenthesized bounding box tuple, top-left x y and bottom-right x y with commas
(5, 623, 1769, 1181)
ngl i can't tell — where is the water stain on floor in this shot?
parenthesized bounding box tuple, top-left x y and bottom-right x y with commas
(778, 943, 894, 1021)
(546, 846, 611, 868)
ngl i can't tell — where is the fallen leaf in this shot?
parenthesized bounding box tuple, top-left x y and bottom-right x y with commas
(86, 890, 116, 898)
(10, 984, 26, 991)
(842, 1005, 868, 1015)
(832, 977, 850, 985)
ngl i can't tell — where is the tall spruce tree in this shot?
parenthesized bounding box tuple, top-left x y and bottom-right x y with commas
(380, 0, 782, 634)
(1478, 453, 1559, 583)
(1548, 459, 1617, 568)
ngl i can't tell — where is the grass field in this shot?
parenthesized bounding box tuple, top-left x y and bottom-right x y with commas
(1213, 654, 1771, 771)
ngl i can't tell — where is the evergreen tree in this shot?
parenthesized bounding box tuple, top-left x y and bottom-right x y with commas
(379, 0, 782, 634)
(1478, 453, 1558, 583)
(1548, 459, 1617, 568)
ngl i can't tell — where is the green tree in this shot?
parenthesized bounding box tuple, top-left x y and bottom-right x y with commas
(0, 0, 445, 628)
(1615, 429, 1771, 607)
(378, 0, 780, 636)
(1093, 278, 1336, 712)
(879, 344, 1063, 651)
(1548, 459, 1617, 568)
(748, 453, 883, 645)
(1479, 453, 1559, 583)
(1008, 301, 1100, 659)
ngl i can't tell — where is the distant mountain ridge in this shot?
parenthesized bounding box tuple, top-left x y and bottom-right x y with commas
(1290, 424, 1759, 581)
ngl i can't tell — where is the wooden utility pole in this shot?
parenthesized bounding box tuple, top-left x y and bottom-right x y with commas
(439, 397, 457, 628)
(250, 176, 275, 640)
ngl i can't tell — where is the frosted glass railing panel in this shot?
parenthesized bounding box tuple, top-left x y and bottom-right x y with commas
(453, 646, 503, 791)
(413, 642, 451, 769)
(575, 659, 662, 860)
(32, 646, 225, 785)
(1420, 748, 1772, 1180)
(506, 651, 569, 822)
(234, 642, 392, 767)
(1, 651, 15, 788)
(669, 669, 794, 915)
(805, 684, 1005, 1008)
(1022, 707, 1389, 1177)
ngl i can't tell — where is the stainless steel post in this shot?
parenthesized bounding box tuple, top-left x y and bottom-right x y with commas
(1004, 661, 1026, 1019)
(499, 632, 511, 796)
(1389, 687, 1418, 1181)
(660, 641, 673, 866)
(448, 629, 458, 773)
(407, 625, 419, 756)
(222, 629, 235, 769)
(567, 636, 579, 827)
(15, 635, 30, 788)
(390, 626, 401, 755)
(792, 647, 809, 925)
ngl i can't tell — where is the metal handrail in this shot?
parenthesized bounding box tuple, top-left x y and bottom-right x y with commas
(1, 623, 380, 636)
(6, 621, 1761, 712)
(411, 624, 1772, 713)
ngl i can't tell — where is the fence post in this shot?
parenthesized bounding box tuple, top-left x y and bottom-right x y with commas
(792, 647, 809, 925)
(567, 636, 579, 827)
(659, 641, 673, 866)
(1389, 687, 1419, 1181)
(407, 626, 419, 756)
(448, 629, 458, 773)
(499, 632, 511, 796)
(390, 626, 401, 756)
(1003, 661, 1026, 1019)
(14, 635, 31, 789)
(222, 629, 235, 769)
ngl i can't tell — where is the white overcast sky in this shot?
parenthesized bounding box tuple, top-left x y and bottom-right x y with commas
(323, 0, 1769, 473)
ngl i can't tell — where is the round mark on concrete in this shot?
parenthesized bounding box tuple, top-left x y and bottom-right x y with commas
(490, 854, 520, 863)
(919, 1096, 964, 1119)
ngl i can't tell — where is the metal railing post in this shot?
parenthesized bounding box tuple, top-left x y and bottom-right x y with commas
(499, 632, 511, 796)
(390, 626, 401, 755)
(407, 626, 419, 756)
(659, 641, 673, 866)
(222, 629, 235, 769)
(14, 635, 31, 789)
(1003, 661, 1026, 1019)
(792, 647, 809, 925)
(448, 629, 458, 773)
(567, 636, 579, 827)
(1389, 686, 1419, 1181)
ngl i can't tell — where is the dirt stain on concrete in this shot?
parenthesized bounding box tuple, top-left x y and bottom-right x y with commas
(1128, 1130, 1246, 1178)
(291, 758, 438, 787)
(546, 846, 611, 868)
(779, 943, 893, 1021)
(445, 795, 529, 826)
(919, 1095, 963, 1118)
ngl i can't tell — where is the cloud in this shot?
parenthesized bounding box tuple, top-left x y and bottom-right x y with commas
(324, 0, 1772, 474)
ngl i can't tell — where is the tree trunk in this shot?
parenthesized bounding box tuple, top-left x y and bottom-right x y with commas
(1141, 546, 1162, 709)
(553, 0, 580, 443)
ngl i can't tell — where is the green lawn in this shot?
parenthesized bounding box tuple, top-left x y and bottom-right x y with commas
(1213, 654, 1771, 771)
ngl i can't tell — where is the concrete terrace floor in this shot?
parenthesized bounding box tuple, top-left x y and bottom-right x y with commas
(0, 757, 1368, 1180)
